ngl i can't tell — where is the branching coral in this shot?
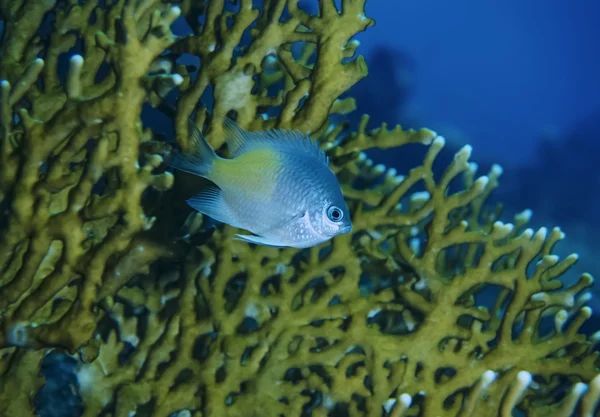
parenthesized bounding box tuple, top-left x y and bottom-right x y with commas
(0, 0, 179, 350)
(168, 0, 373, 150)
(0, 1, 598, 417)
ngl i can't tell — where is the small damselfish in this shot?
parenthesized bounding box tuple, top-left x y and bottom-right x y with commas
(169, 119, 353, 248)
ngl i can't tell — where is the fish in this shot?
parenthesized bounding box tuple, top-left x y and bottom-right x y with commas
(169, 118, 353, 248)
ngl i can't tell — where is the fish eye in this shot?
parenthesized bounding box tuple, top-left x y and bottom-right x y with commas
(327, 206, 344, 222)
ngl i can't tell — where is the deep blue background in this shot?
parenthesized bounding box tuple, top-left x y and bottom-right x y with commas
(355, 0, 600, 165)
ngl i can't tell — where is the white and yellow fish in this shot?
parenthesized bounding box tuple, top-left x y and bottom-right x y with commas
(170, 119, 352, 248)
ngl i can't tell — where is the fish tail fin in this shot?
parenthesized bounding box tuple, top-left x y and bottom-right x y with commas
(168, 119, 217, 177)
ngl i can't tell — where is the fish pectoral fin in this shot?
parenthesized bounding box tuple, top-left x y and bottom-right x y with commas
(187, 186, 242, 228)
(261, 210, 304, 232)
(234, 234, 288, 248)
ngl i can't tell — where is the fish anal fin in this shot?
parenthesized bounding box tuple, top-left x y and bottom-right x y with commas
(234, 234, 287, 248)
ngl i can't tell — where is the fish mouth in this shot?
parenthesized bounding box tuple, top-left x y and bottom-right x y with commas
(339, 224, 353, 234)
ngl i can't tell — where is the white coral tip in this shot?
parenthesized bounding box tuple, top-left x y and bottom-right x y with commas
(433, 135, 446, 148)
(534, 227, 548, 241)
(573, 382, 588, 396)
(517, 371, 533, 386)
(171, 6, 181, 17)
(481, 370, 497, 386)
(502, 223, 515, 233)
(456, 144, 473, 160)
(398, 393, 412, 407)
(383, 399, 396, 413)
(491, 163, 503, 176)
(474, 175, 489, 189)
(172, 73, 184, 85)
(520, 209, 533, 220)
(70, 54, 84, 65)
(530, 293, 548, 302)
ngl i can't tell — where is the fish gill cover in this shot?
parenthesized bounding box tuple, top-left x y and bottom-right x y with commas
(0, 1, 598, 417)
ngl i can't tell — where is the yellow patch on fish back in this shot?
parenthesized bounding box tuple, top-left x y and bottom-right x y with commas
(211, 149, 282, 198)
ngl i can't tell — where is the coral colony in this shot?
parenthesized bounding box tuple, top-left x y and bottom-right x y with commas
(0, 1, 598, 416)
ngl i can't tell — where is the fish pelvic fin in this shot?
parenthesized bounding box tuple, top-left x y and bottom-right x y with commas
(169, 119, 217, 178)
(223, 118, 328, 166)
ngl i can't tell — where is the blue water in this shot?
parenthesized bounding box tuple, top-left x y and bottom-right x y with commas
(355, 0, 600, 166)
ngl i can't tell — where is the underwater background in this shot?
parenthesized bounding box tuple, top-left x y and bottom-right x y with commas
(1, 1, 600, 416)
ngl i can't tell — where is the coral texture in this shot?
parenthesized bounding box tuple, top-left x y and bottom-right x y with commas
(0, 1, 598, 417)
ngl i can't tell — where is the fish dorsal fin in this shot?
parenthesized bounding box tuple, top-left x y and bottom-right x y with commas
(223, 118, 328, 165)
